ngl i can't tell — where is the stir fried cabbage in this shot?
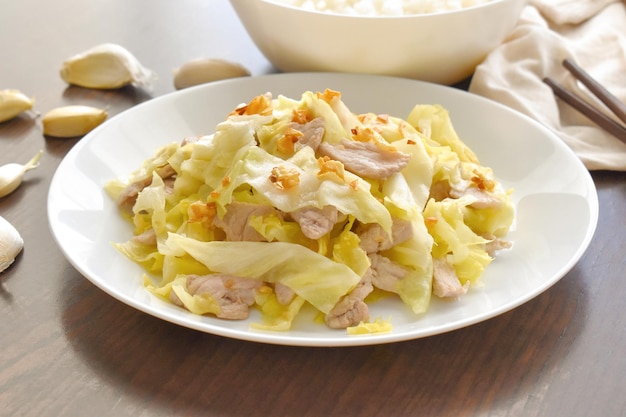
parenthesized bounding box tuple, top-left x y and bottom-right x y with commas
(105, 89, 514, 334)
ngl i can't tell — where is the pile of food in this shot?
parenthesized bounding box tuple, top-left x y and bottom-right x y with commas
(272, 0, 494, 16)
(105, 89, 513, 334)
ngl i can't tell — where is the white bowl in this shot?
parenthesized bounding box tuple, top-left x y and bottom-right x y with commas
(230, 0, 525, 85)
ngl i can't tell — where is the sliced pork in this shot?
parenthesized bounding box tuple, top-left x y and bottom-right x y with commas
(432, 257, 469, 298)
(325, 272, 374, 329)
(289, 205, 339, 240)
(131, 228, 157, 246)
(212, 202, 281, 242)
(274, 282, 296, 305)
(369, 253, 410, 293)
(484, 236, 512, 258)
(449, 186, 503, 210)
(355, 217, 413, 254)
(116, 164, 177, 211)
(170, 274, 262, 320)
(317, 140, 410, 180)
(290, 117, 325, 151)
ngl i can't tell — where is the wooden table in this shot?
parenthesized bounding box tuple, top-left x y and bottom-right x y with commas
(2, 1, 625, 416)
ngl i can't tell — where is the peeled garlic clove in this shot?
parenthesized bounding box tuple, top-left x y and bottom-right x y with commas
(0, 89, 35, 123)
(0, 215, 24, 273)
(42, 105, 107, 138)
(173, 58, 250, 90)
(60, 43, 156, 89)
(0, 150, 43, 198)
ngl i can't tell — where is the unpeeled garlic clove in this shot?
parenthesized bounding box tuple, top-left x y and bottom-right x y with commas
(0, 150, 43, 198)
(173, 58, 250, 90)
(60, 43, 156, 89)
(0, 215, 24, 273)
(0, 89, 35, 123)
(42, 105, 107, 138)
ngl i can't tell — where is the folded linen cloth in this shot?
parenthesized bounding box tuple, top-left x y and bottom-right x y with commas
(469, 0, 626, 171)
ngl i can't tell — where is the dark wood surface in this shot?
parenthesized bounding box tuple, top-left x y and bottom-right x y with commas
(1, 1, 625, 416)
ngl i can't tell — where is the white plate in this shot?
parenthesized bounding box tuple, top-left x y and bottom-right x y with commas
(48, 73, 598, 347)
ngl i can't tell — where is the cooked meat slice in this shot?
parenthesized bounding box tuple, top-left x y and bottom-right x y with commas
(449, 185, 503, 210)
(430, 166, 504, 210)
(317, 140, 410, 180)
(117, 176, 152, 211)
(429, 180, 452, 201)
(132, 228, 156, 246)
(369, 253, 410, 293)
(170, 274, 262, 320)
(355, 222, 389, 254)
(212, 202, 281, 242)
(274, 282, 296, 305)
(116, 164, 177, 211)
(325, 272, 374, 329)
(289, 205, 339, 240)
(163, 176, 176, 195)
(484, 236, 512, 257)
(355, 217, 413, 254)
(432, 258, 469, 298)
(390, 218, 413, 248)
(291, 117, 325, 151)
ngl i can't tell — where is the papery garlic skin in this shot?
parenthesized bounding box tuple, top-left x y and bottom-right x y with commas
(42, 105, 107, 138)
(0, 150, 43, 198)
(0, 215, 24, 273)
(60, 43, 156, 89)
(173, 58, 250, 90)
(0, 89, 35, 123)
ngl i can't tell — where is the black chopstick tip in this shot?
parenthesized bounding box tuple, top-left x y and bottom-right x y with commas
(562, 57, 575, 66)
(543, 77, 558, 90)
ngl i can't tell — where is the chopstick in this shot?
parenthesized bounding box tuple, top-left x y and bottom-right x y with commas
(543, 59, 626, 144)
(563, 58, 626, 124)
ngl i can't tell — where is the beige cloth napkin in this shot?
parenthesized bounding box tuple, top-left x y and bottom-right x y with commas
(469, 0, 626, 171)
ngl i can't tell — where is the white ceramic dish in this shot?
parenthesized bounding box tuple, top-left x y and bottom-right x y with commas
(48, 73, 598, 347)
(229, 0, 526, 85)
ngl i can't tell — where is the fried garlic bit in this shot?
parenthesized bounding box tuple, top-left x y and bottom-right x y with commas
(276, 128, 303, 156)
(173, 58, 250, 90)
(0, 89, 35, 123)
(291, 108, 313, 124)
(357, 113, 391, 131)
(60, 43, 155, 89)
(269, 166, 300, 190)
(316, 88, 341, 104)
(351, 126, 398, 152)
(317, 156, 345, 183)
(42, 105, 107, 138)
(187, 201, 217, 224)
(230, 93, 273, 116)
(471, 168, 495, 192)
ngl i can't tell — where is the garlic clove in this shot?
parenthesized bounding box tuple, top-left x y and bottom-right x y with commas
(0, 215, 24, 273)
(173, 58, 250, 90)
(0, 150, 43, 198)
(42, 105, 107, 138)
(60, 43, 156, 89)
(0, 89, 35, 123)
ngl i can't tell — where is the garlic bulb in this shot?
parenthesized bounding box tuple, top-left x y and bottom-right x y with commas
(42, 105, 107, 138)
(0, 89, 35, 123)
(60, 43, 156, 89)
(0, 215, 24, 273)
(0, 150, 43, 198)
(173, 58, 250, 90)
